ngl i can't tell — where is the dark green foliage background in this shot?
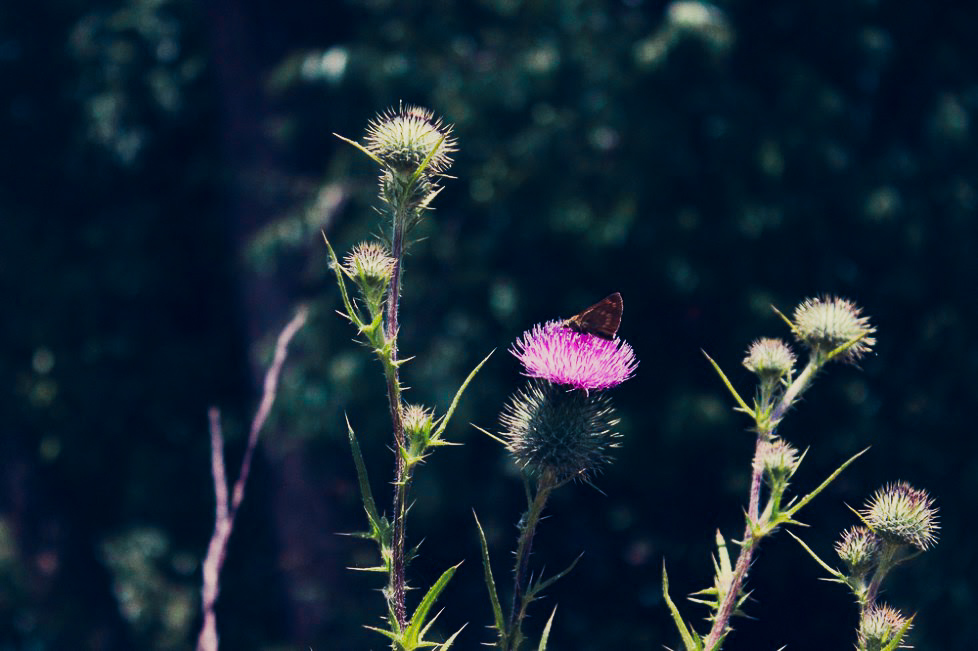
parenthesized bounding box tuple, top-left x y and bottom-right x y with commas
(2, 0, 975, 648)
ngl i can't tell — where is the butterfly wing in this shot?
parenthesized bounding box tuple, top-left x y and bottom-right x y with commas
(564, 292, 623, 340)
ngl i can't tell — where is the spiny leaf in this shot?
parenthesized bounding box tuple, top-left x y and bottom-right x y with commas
(663, 563, 704, 651)
(527, 552, 583, 598)
(785, 530, 846, 581)
(345, 415, 385, 539)
(431, 350, 494, 442)
(473, 511, 506, 637)
(333, 132, 385, 166)
(783, 447, 869, 519)
(404, 563, 462, 644)
(702, 350, 754, 417)
(322, 233, 366, 330)
(537, 606, 558, 651)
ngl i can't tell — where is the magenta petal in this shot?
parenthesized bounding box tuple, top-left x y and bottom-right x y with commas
(510, 321, 638, 390)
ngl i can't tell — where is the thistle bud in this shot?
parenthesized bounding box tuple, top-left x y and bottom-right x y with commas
(835, 526, 881, 576)
(860, 482, 939, 551)
(402, 403, 435, 451)
(365, 103, 457, 178)
(500, 380, 621, 482)
(792, 296, 876, 363)
(753, 439, 800, 491)
(857, 603, 911, 651)
(344, 241, 395, 317)
(743, 338, 795, 381)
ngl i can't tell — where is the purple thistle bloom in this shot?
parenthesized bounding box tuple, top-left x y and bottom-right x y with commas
(511, 321, 638, 391)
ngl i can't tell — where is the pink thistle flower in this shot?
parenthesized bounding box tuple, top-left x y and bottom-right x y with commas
(511, 321, 638, 391)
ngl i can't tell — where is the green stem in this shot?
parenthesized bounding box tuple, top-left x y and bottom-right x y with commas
(508, 471, 557, 650)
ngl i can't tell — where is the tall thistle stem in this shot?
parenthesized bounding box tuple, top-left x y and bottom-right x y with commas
(386, 202, 409, 631)
(507, 470, 557, 650)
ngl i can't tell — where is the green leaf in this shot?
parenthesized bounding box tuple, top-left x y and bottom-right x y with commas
(431, 350, 494, 442)
(345, 415, 385, 542)
(436, 624, 467, 650)
(785, 530, 846, 581)
(702, 350, 754, 417)
(526, 553, 584, 599)
(662, 563, 703, 651)
(333, 132, 385, 166)
(473, 511, 507, 637)
(404, 563, 462, 645)
(537, 606, 557, 651)
(322, 233, 366, 330)
(783, 447, 869, 519)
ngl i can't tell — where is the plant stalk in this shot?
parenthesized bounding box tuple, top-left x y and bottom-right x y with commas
(386, 200, 409, 631)
(704, 359, 822, 649)
(507, 471, 556, 650)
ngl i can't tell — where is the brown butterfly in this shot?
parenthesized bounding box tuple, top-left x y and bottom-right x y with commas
(563, 293, 623, 340)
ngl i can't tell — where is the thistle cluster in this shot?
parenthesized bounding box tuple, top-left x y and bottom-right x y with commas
(664, 296, 878, 651)
(795, 482, 938, 650)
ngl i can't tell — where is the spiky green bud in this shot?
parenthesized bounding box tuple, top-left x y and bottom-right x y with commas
(792, 296, 876, 363)
(861, 482, 939, 551)
(500, 380, 621, 482)
(753, 439, 800, 491)
(402, 403, 435, 453)
(835, 526, 882, 576)
(857, 603, 912, 651)
(344, 241, 395, 318)
(365, 103, 457, 177)
(743, 337, 795, 380)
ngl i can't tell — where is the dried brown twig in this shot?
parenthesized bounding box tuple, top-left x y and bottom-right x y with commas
(196, 306, 308, 651)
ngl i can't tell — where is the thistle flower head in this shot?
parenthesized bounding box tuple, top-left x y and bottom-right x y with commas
(860, 482, 939, 551)
(743, 338, 795, 380)
(501, 380, 621, 482)
(792, 296, 876, 363)
(510, 321, 637, 391)
(365, 103, 457, 176)
(835, 526, 882, 575)
(858, 603, 912, 650)
(753, 439, 800, 489)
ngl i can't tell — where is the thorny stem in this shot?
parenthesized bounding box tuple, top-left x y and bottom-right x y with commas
(703, 359, 821, 650)
(508, 470, 557, 650)
(386, 200, 409, 631)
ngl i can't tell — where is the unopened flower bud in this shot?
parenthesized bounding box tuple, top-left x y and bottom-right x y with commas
(792, 296, 876, 363)
(861, 482, 939, 551)
(402, 403, 434, 449)
(344, 241, 395, 315)
(835, 526, 881, 575)
(857, 603, 911, 651)
(743, 338, 795, 380)
(753, 439, 800, 489)
(365, 103, 457, 177)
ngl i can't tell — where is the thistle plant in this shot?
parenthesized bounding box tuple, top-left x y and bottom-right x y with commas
(327, 104, 490, 650)
(477, 314, 638, 650)
(663, 296, 878, 650)
(790, 482, 939, 650)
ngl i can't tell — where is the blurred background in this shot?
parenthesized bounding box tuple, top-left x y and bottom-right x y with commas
(3, 0, 976, 648)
